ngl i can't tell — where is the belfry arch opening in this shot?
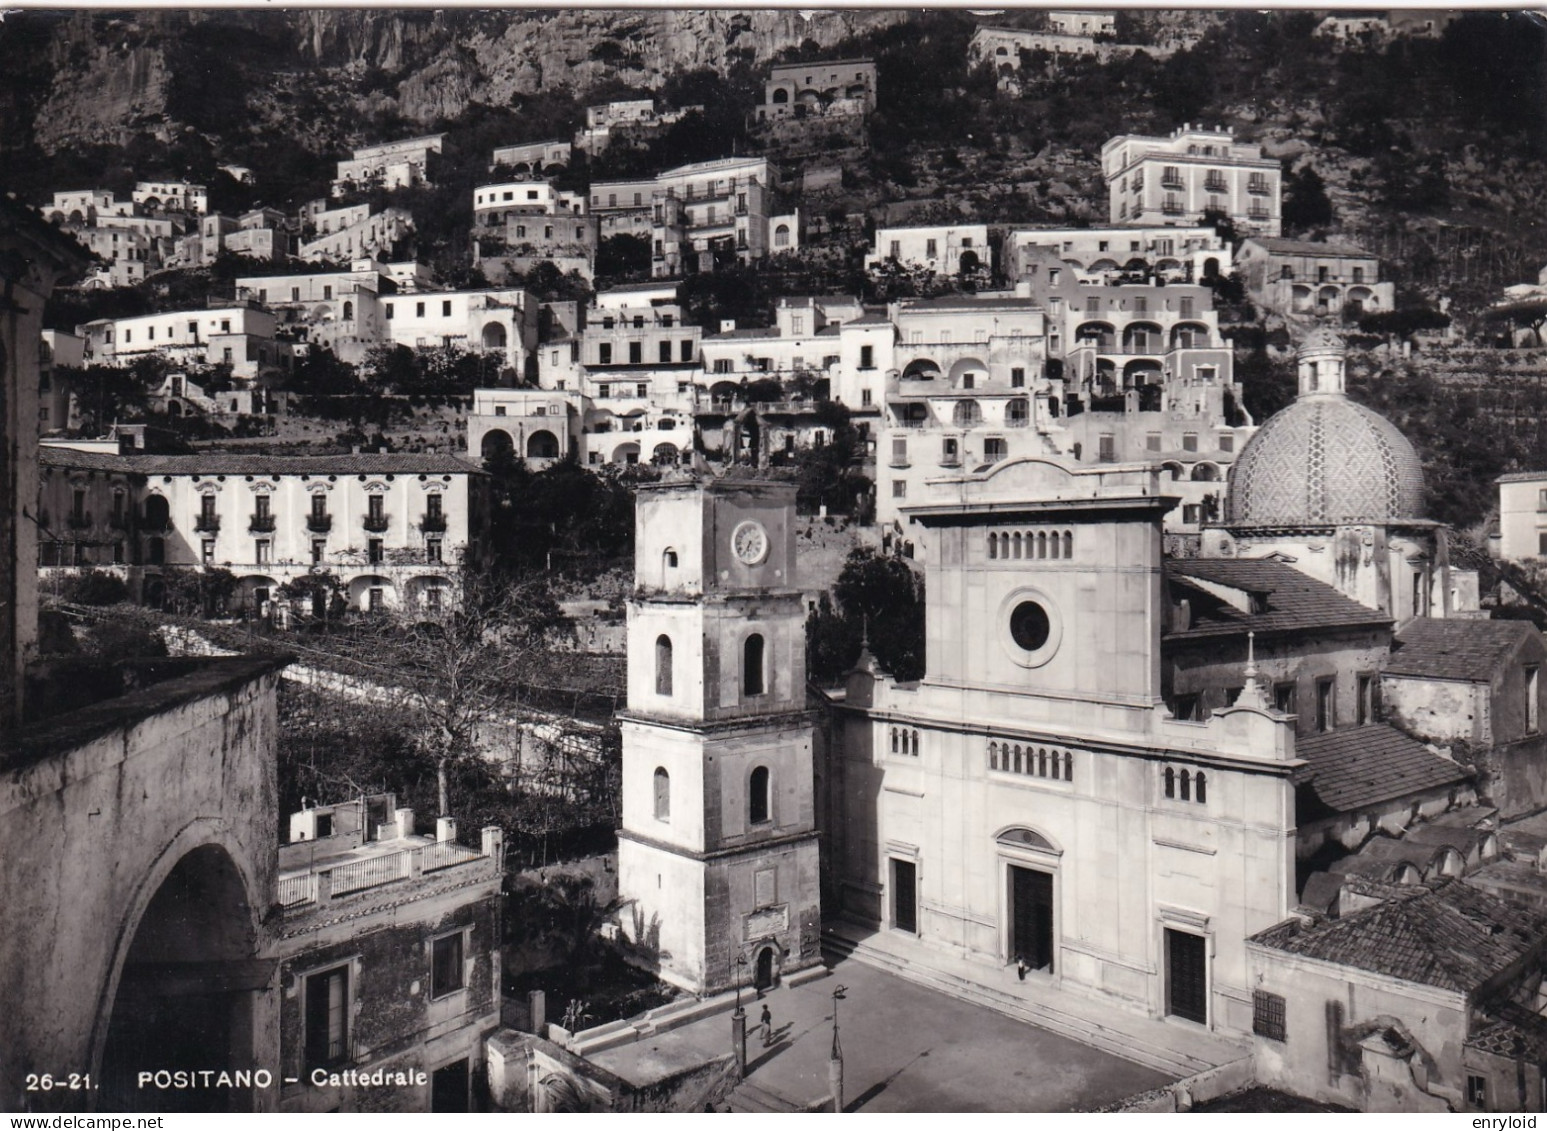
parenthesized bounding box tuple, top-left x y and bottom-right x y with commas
(99, 844, 263, 1111)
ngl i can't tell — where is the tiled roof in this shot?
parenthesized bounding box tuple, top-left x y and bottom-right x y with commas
(1245, 236, 1375, 259)
(1294, 724, 1470, 813)
(39, 448, 482, 477)
(1384, 617, 1538, 682)
(1165, 558, 1392, 638)
(1466, 1012, 1547, 1060)
(1495, 471, 1547, 484)
(1251, 879, 1547, 993)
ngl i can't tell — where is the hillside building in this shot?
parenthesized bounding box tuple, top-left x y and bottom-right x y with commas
(77, 304, 286, 380)
(865, 224, 991, 277)
(1236, 237, 1393, 319)
(331, 135, 445, 198)
(1102, 125, 1283, 236)
(489, 139, 573, 173)
(36, 448, 484, 614)
(1003, 225, 1231, 285)
(756, 58, 877, 122)
(1496, 471, 1547, 563)
(132, 180, 208, 215)
(299, 207, 415, 264)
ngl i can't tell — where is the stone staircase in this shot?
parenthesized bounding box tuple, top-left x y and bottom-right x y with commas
(823, 923, 1247, 1080)
(724, 1079, 807, 1113)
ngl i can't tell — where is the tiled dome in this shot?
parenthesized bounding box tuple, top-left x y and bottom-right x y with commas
(1226, 396, 1426, 525)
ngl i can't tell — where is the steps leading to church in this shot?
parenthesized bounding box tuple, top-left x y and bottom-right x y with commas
(822, 927, 1240, 1080)
(725, 1079, 806, 1113)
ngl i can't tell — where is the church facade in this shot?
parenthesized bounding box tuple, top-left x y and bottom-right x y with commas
(826, 458, 1300, 1036)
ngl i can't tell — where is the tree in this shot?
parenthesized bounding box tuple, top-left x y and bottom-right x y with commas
(806, 548, 926, 684)
(312, 571, 571, 818)
(58, 569, 130, 606)
(1486, 298, 1547, 346)
(1282, 164, 1333, 232)
(158, 566, 239, 618)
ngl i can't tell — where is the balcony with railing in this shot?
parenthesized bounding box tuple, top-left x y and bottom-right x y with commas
(66, 510, 93, 530)
(278, 836, 493, 913)
(306, 513, 333, 534)
(108, 510, 130, 531)
(362, 512, 390, 533)
(249, 512, 276, 534)
(420, 512, 448, 534)
(194, 513, 221, 533)
(1161, 199, 1185, 216)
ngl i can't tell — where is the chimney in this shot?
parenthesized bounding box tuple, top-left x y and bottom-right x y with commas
(720, 319, 736, 333)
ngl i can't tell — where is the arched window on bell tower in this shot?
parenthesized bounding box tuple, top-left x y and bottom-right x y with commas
(749, 765, 770, 824)
(654, 767, 670, 820)
(655, 634, 673, 696)
(744, 633, 766, 696)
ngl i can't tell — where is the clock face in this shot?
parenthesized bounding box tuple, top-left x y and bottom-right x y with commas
(732, 520, 770, 566)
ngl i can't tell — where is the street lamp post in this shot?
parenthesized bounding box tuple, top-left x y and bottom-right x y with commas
(829, 984, 848, 1113)
(730, 954, 749, 1076)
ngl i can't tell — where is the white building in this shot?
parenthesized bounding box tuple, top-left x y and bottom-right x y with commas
(466, 388, 582, 465)
(489, 139, 572, 172)
(865, 224, 991, 276)
(1004, 225, 1231, 285)
(331, 135, 445, 197)
(132, 181, 209, 215)
(299, 208, 415, 264)
(77, 304, 285, 380)
(1101, 125, 1283, 236)
(37, 448, 483, 614)
(381, 287, 539, 379)
(1496, 472, 1547, 562)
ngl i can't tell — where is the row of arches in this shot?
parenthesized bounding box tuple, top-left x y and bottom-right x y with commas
(1074, 321, 1212, 352)
(988, 529, 1073, 561)
(989, 741, 1074, 782)
(890, 727, 919, 756)
(1162, 765, 1207, 803)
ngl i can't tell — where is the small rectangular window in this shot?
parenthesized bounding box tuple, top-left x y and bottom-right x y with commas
(1357, 674, 1374, 726)
(1468, 1075, 1488, 1109)
(431, 933, 465, 998)
(892, 480, 907, 499)
(1316, 677, 1335, 733)
(1252, 991, 1286, 1042)
(1274, 682, 1297, 714)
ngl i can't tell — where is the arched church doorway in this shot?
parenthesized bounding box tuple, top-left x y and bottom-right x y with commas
(99, 844, 262, 1111)
(754, 946, 776, 992)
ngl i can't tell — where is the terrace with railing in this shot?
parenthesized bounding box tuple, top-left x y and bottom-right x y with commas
(277, 810, 500, 914)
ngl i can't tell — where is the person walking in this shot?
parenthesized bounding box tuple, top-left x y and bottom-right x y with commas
(760, 1002, 773, 1046)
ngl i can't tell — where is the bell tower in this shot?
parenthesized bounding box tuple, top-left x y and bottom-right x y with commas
(617, 477, 822, 994)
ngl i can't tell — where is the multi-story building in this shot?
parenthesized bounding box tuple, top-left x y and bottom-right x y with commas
(1003, 225, 1231, 285)
(1236, 237, 1394, 318)
(1102, 125, 1283, 236)
(756, 58, 877, 121)
(472, 181, 597, 280)
(36, 448, 483, 613)
(299, 207, 415, 264)
(699, 295, 860, 387)
(875, 294, 1050, 534)
(489, 139, 572, 173)
(649, 157, 774, 277)
(466, 387, 582, 464)
(1048, 9, 1116, 35)
(381, 287, 539, 379)
(276, 797, 504, 1112)
(236, 261, 397, 365)
(331, 135, 446, 198)
(1494, 471, 1547, 562)
(865, 224, 991, 276)
(132, 180, 209, 215)
(46, 189, 131, 224)
(576, 293, 699, 466)
(77, 303, 285, 380)
(176, 209, 294, 267)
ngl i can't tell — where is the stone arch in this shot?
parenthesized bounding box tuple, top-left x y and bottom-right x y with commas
(772, 87, 790, 104)
(481, 321, 508, 349)
(1075, 321, 1116, 350)
(1190, 462, 1221, 482)
(95, 831, 262, 1109)
(1122, 321, 1163, 353)
(526, 429, 560, 459)
(611, 441, 641, 465)
(480, 428, 515, 460)
(773, 223, 791, 249)
(652, 441, 679, 465)
(901, 358, 942, 381)
(947, 356, 988, 386)
(1170, 321, 1210, 349)
(953, 399, 982, 427)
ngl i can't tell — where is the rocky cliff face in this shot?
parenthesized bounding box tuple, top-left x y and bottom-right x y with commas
(22, 8, 908, 153)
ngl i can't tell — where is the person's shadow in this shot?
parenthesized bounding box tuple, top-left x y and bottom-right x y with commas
(745, 1022, 798, 1072)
